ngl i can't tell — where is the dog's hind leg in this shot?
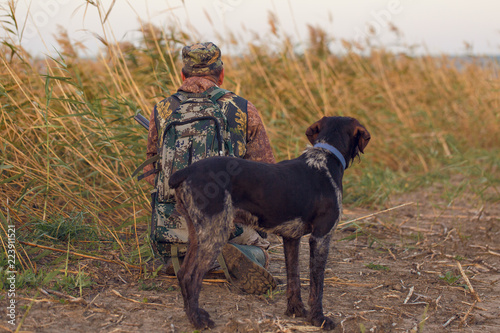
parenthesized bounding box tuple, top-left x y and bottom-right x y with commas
(283, 237, 307, 318)
(176, 229, 214, 328)
(307, 231, 335, 330)
(176, 188, 233, 329)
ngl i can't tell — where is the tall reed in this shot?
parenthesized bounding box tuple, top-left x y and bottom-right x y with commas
(1, 2, 499, 232)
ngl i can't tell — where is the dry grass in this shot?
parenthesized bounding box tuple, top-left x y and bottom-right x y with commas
(0, 1, 499, 277)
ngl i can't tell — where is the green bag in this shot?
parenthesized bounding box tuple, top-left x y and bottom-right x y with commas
(150, 87, 236, 260)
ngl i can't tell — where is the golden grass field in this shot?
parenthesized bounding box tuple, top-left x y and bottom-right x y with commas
(1, 3, 499, 332)
(2, 21, 498, 225)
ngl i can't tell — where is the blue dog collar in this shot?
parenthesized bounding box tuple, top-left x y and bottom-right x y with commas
(314, 143, 346, 170)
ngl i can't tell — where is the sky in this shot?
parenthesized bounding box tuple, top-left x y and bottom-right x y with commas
(4, 0, 500, 57)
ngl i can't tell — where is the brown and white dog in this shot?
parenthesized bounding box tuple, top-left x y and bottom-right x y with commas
(168, 116, 371, 330)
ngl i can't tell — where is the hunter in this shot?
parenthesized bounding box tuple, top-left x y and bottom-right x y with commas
(144, 42, 276, 294)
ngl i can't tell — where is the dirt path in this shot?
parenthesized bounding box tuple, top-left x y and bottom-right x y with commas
(3, 191, 499, 333)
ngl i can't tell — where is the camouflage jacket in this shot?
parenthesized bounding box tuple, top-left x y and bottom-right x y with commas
(145, 76, 275, 185)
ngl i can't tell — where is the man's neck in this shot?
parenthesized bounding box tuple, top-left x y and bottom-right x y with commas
(178, 76, 217, 94)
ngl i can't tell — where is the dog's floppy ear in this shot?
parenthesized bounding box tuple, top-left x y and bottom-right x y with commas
(306, 117, 327, 144)
(353, 124, 371, 154)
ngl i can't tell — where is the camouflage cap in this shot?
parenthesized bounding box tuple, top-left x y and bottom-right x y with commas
(182, 42, 223, 75)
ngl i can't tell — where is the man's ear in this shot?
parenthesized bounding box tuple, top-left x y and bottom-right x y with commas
(353, 124, 371, 154)
(181, 71, 186, 82)
(305, 117, 327, 145)
(218, 68, 224, 86)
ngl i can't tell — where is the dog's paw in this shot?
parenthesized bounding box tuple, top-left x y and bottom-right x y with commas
(190, 308, 215, 329)
(309, 315, 335, 330)
(285, 302, 308, 318)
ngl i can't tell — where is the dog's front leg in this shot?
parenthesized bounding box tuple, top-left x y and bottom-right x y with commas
(308, 233, 335, 330)
(283, 237, 307, 318)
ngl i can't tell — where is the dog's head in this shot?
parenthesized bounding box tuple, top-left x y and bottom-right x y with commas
(305, 116, 371, 167)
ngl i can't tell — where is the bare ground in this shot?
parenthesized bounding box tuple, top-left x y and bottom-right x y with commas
(2, 189, 499, 333)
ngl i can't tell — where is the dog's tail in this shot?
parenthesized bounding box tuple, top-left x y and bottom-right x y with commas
(168, 168, 191, 189)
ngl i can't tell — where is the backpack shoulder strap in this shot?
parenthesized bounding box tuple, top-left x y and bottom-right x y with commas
(172, 91, 188, 103)
(205, 86, 231, 103)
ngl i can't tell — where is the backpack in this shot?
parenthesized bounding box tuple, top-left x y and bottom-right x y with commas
(156, 87, 234, 202)
(136, 86, 246, 275)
